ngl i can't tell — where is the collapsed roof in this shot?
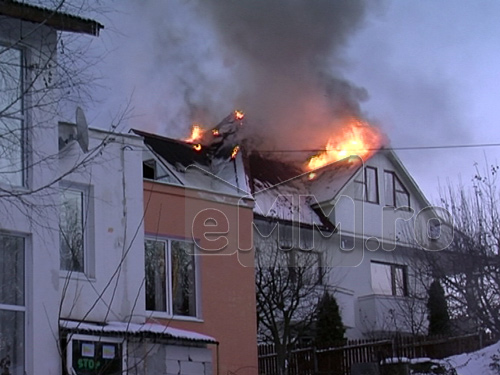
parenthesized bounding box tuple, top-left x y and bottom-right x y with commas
(132, 125, 250, 197)
(133, 117, 369, 233)
(247, 151, 363, 231)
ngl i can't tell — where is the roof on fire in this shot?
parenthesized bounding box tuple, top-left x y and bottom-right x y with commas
(133, 129, 210, 168)
(132, 128, 251, 197)
(245, 152, 361, 231)
(0, 0, 103, 36)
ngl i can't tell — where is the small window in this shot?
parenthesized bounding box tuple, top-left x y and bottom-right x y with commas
(371, 261, 407, 296)
(0, 46, 25, 186)
(145, 239, 197, 317)
(60, 186, 89, 273)
(287, 249, 323, 285)
(143, 159, 156, 179)
(354, 166, 379, 204)
(384, 171, 410, 208)
(428, 218, 441, 241)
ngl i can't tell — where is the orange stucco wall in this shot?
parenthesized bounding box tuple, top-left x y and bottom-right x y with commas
(143, 181, 258, 375)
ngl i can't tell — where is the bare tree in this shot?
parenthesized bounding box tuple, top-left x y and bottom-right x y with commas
(0, 4, 144, 375)
(255, 230, 328, 375)
(429, 162, 500, 337)
(0, 0, 111, 207)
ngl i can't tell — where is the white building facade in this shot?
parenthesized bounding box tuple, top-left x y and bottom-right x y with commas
(0, 4, 215, 375)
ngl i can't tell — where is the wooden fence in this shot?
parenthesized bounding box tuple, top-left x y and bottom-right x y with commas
(258, 333, 494, 375)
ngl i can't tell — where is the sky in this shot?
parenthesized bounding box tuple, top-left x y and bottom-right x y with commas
(77, 0, 500, 203)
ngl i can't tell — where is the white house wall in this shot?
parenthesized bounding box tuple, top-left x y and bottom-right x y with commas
(58, 126, 146, 324)
(324, 244, 429, 339)
(318, 151, 436, 339)
(0, 19, 68, 375)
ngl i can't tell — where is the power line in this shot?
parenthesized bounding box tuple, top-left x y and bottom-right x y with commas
(255, 142, 500, 153)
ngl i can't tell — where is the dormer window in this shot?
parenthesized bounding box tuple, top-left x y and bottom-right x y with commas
(384, 171, 410, 208)
(354, 166, 379, 204)
(0, 46, 25, 186)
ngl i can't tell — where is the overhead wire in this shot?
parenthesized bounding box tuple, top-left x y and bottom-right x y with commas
(254, 142, 500, 154)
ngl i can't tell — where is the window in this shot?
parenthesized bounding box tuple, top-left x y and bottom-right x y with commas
(60, 187, 86, 273)
(354, 166, 379, 203)
(143, 159, 156, 179)
(0, 46, 25, 186)
(384, 171, 410, 208)
(428, 218, 441, 241)
(287, 249, 323, 285)
(0, 234, 25, 375)
(371, 261, 407, 296)
(145, 239, 197, 317)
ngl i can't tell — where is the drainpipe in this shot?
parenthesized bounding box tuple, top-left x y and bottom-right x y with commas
(216, 342, 220, 375)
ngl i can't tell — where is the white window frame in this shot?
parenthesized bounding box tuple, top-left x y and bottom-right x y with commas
(384, 170, 410, 208)
(65, 334, 126, 375)
(145, 237, 200, 320)
(0, 44, 26, 187)
(0, 233, 26, 375)
(371, 261, 408, 297)
(59, 182, 95, 278)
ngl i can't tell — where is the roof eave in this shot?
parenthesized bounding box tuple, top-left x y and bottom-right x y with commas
(0, 1, 103, 36)
(254, 213, 336, 234)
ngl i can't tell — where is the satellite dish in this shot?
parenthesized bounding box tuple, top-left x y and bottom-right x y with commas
(76, 106, 89, 153)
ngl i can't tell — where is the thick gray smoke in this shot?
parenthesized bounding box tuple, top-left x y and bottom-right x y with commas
(199, 0, 371, 151)
(109, 0, 375, 152)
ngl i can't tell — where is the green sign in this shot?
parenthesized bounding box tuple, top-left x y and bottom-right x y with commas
(72, 340, 122, 375)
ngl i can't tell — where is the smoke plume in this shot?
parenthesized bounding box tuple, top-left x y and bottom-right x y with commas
(111, 0, 375, 153)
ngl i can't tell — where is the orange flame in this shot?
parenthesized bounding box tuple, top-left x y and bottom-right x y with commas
(193, 144, 202, 152)
(306, 118, 382, 171)
(231, 145, 240, 159)
(185, 124, 204, 143)
(234, 110, 245, 121)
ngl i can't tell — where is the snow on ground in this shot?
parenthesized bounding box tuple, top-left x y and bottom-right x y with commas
(381, 341, 500, 375)
(447, 340, 500, 375)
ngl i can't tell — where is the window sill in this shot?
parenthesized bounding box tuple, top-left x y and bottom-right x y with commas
(59, 270, 95, 282)
(384, 205, 412, 211)
(146, 311, 203, 323)
(0, 181, 29, 192)
(364, 293, 409, 299)
(354, 198, 380, 205)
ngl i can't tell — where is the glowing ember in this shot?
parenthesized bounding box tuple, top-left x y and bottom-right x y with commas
(193, 144, 202, 152)
(185, 124, 204, 143)
(308, 172, 316, 180)
(231, 145, 240, 159)
(234, 110, 245, 121)
(212, 129, 220, 136)
(306, 118, 382, 172)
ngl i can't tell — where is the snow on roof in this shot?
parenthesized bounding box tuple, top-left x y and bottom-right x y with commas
(248, 153, 327, 227)
(60, 320, 217, 344)
(0, 0, 103, 36)
(307, 155, 363, 204)
(133, 126, 363, 228)
(247, 152, 360, 229)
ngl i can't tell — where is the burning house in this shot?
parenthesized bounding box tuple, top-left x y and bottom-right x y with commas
(132, 111, 257, 375)
(136, 111, 446, 343)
